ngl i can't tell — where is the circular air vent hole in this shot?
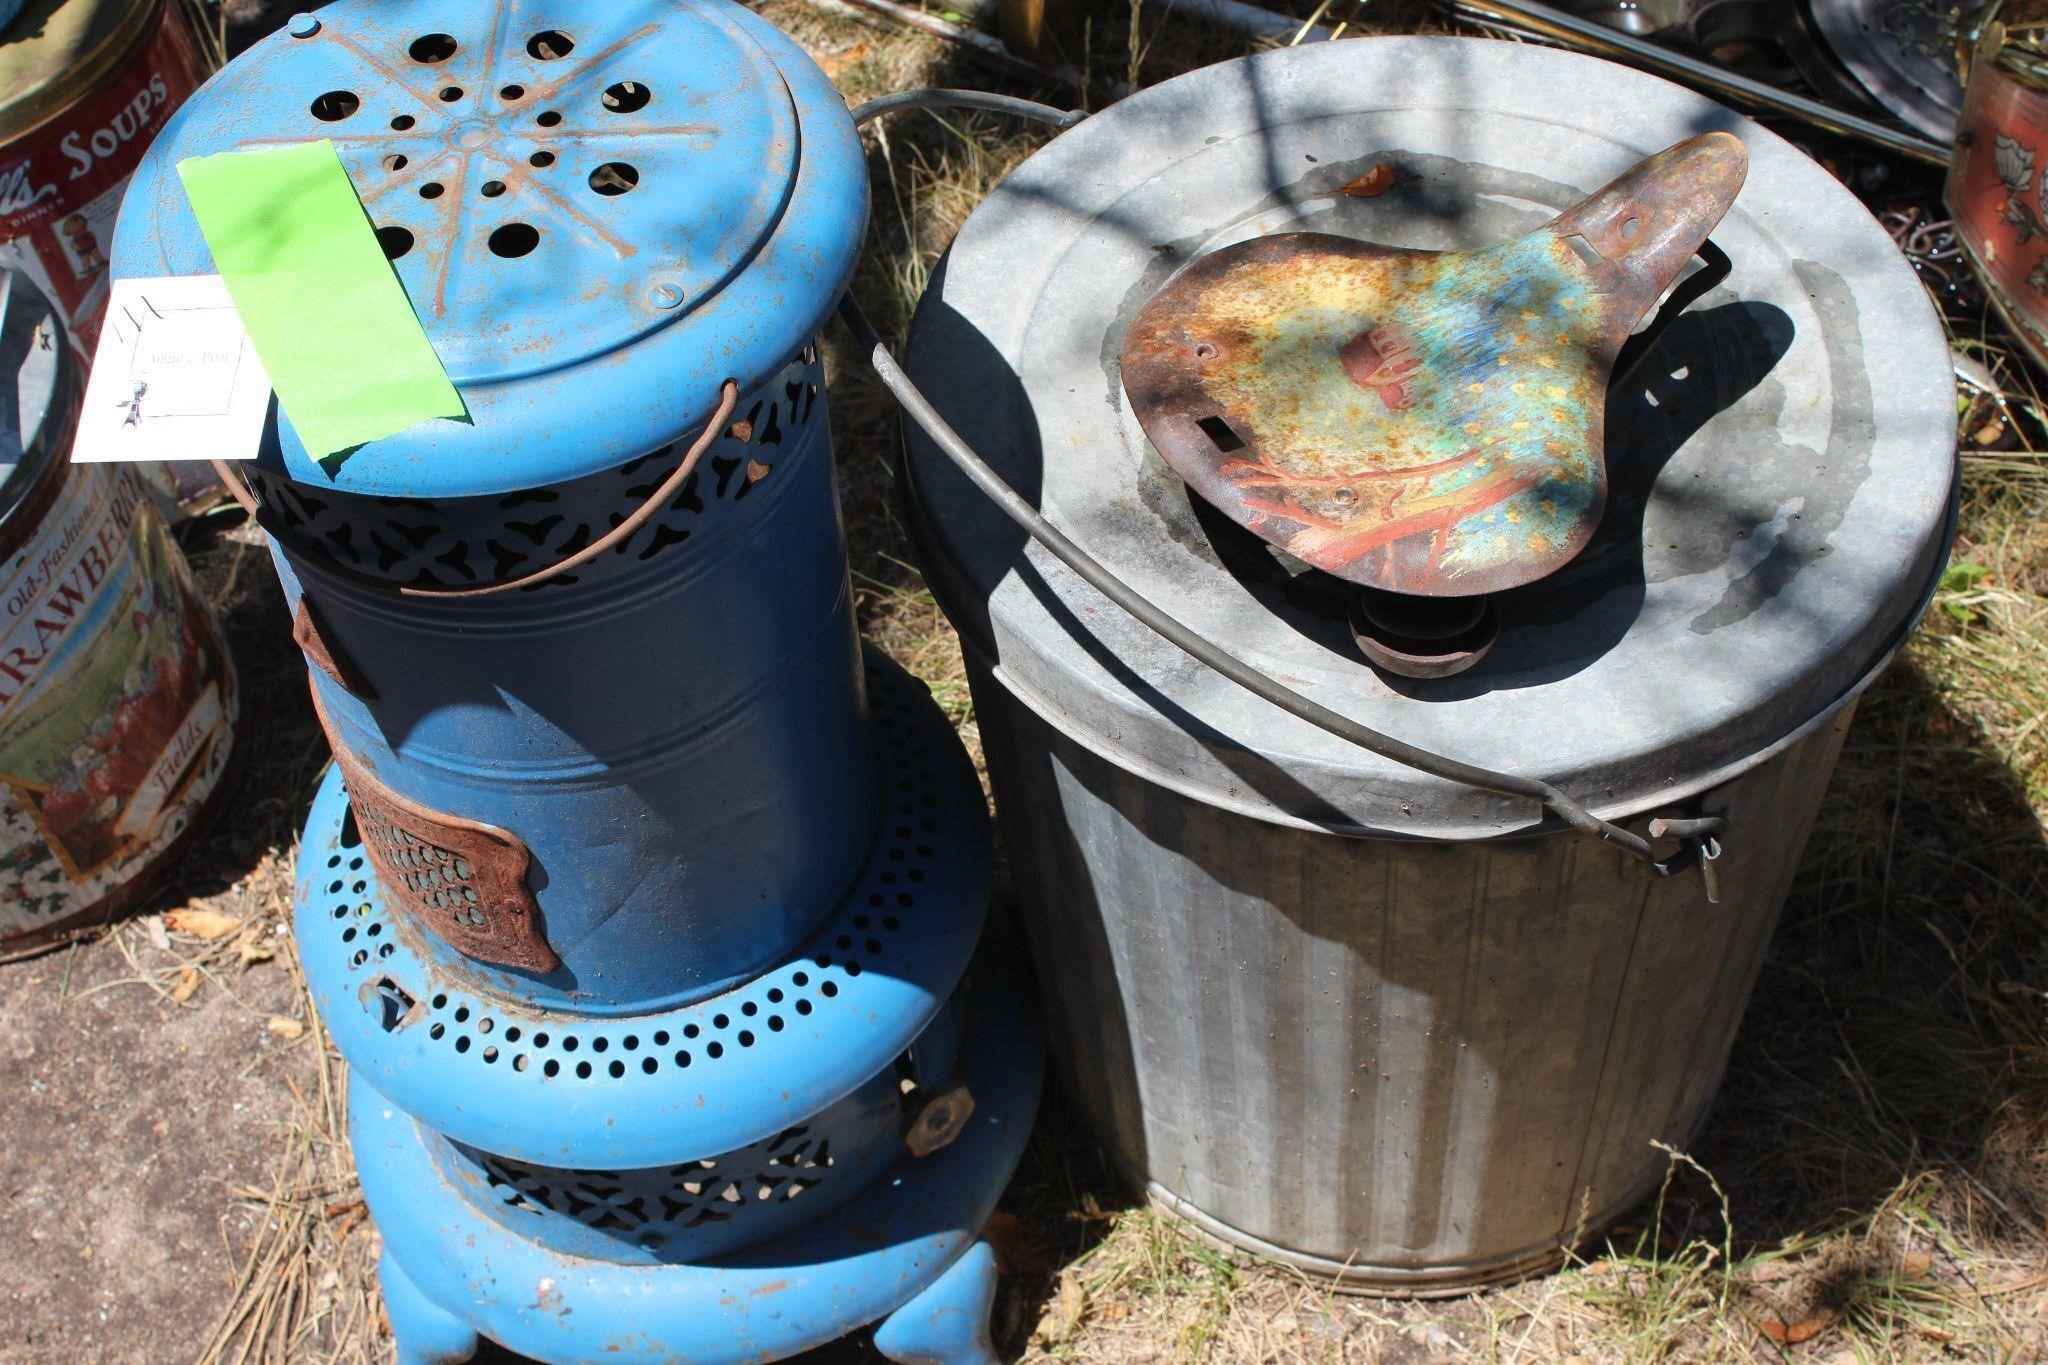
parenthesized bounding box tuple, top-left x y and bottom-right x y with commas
(376, 226, 414, 260)
(420, 182, 445, 199)
(391, 114, 416, 131)
(311, 90, 360, 121)
(602, 81, 651, 114)
(527, 29, 574, 59)
(489, 222, 540, 258)
(481, 179, 507, 198)
(409, 33, 457, 62)
(588, 161, 639, 196)
(382, 153, 408, 171)
(608, 1060, 625, 1078)
(438, 85, 464, 103)
(529, 150, 555, 168)
(500, 83, 525, 100)
(536, 109, 562, 127)
(575, 1061, 592, 1078)
(543, 1059, 560, 1077)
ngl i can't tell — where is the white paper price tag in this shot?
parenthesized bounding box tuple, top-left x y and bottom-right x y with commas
(72, 275, 272, 464)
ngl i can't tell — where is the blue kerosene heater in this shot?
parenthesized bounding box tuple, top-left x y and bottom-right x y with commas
(112, 4, 1041, 1360)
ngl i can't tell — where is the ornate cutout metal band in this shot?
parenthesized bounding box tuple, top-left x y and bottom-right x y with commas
(311, 692, 557, 973)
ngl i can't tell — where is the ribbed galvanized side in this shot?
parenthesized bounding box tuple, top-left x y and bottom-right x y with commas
(973, 655, 1849, 1291)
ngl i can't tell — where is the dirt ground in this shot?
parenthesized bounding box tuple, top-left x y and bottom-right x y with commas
(3, 1, 2046, 1363)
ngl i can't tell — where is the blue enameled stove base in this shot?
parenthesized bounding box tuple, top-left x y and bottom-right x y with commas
(351, 936, 1042, 1364)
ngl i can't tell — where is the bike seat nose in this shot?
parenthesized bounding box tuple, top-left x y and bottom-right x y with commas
(1121, 131, 1749, 599)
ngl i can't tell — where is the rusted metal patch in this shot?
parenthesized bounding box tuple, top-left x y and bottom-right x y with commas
(1121, 132, 1748, 597)
(312, 694, 558, 974)
(292, 597, 376, 700)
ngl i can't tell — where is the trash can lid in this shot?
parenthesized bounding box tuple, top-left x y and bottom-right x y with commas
(112, 0, 866, 498)
(903, 37, 1958, 840)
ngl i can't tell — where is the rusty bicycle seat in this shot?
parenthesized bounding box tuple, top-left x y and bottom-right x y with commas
(1121, 132, 1749, 599)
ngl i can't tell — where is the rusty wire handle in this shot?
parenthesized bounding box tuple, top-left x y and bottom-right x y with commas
(211, 379, 741, 599)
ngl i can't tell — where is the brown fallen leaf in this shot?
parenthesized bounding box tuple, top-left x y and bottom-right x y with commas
(1031, 1271, 1087, 1347)
(819, 41, 871, 80)
(171, 967, 202, 1003)
(267, 1015, 305, 1040)
(983, 1210, 1044, 1276)
(236, 936, 275, 969)
(165, 908, 242, 940)
(1901, 1250, 1933, 1277)
(1754, 1307, 1836, 1344)
(1341, 164, 1397, 197)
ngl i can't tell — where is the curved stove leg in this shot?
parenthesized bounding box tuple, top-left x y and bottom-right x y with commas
(380, 1253, 480, 1365)
(872, 1239, 1002, 1365)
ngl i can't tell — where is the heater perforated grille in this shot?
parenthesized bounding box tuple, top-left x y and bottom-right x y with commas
(469, 1124, 839, 1241)
(249, 350, 821, 589)
(318, 668, 948, 1044)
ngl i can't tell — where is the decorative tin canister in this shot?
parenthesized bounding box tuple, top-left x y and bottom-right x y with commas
(115, 2, 1039, 1360)
(0, 0, 207, 355)
(0, 268, 236, 957)
(1948, 1, 2048, 368)
(902, 37, 1956, 1291)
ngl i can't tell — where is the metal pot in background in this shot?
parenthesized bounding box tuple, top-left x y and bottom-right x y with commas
(902, 37, 1957, 1291)
(0, 267, 237, 958)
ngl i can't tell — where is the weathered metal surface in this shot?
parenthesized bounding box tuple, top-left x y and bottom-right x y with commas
(1947, 27, 2048, 373)
(113, 0, 869, 498)
(901, 36, 1956, 1289)
(352, 933, 1038, 1362)
(972, 664, 1850, 1290)
(291, 651, 993, 1169)
(317, 690, 558, 975)
(1121, 133, 1748, 598)
(0, 270, 237, 957)
(1349, 589, 1499, 678)
(904, 35, 1955, 839)
(271, 345, 875, 1014)
(0, 0, 208, 353)
(290, 597, 374, 699)
(1808, 0, 1967, 141)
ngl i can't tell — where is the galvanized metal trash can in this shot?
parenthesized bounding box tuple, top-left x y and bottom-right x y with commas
(901, 37, 1957, 1292)
(114, 3, 1039, 1359)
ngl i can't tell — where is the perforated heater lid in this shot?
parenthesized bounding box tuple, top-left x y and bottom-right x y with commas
(110, 0, 867, 497)
(903, 39, 1958, 839)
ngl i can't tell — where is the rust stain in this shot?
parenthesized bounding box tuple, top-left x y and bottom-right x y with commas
(523, 23, 663, 106)
(1120, 131, 1748, 598)
(1340, 164, 1397, 197)
(328, 32, 447, 115)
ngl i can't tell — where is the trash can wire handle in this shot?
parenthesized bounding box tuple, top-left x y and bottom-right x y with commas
(846, 90, 1720, 878)
(209, 379, 741, 599)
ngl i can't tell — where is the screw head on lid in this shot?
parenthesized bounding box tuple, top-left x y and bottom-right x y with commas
(110, 0, 868, 498)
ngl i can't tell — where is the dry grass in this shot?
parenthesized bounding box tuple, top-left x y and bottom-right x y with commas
(157, 1, 2048, 1361)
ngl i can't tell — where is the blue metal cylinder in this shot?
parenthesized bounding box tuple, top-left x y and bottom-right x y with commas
(112, 0, 874, 1011)
(262, 346, 873, 1012)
